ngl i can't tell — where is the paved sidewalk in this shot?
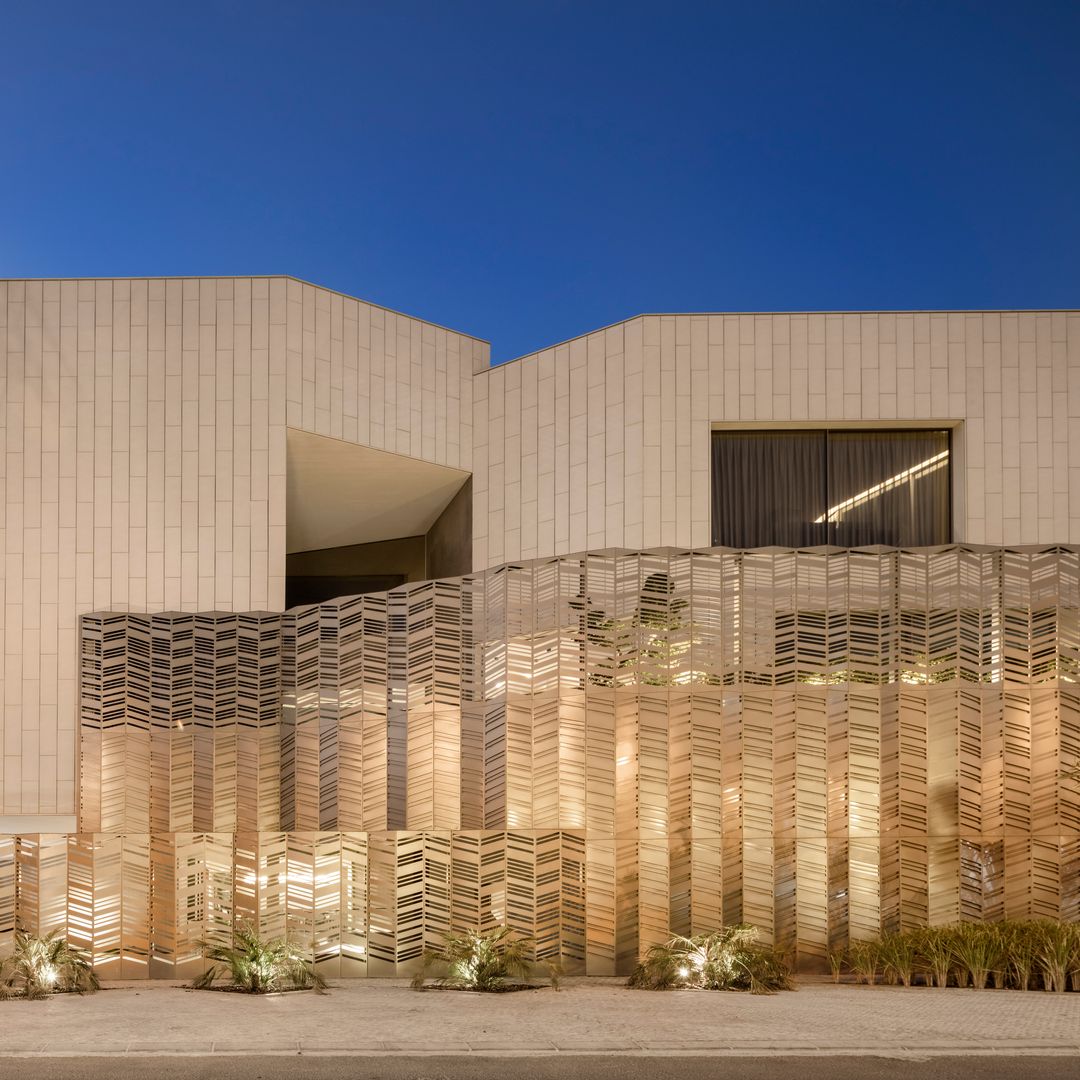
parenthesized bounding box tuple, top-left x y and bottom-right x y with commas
(0, 978, 1078, 1058)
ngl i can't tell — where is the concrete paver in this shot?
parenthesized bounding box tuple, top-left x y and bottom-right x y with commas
(0, 978, 1077, 1058)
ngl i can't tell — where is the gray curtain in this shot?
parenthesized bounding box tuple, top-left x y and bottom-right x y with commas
(711, 431, 828, 546)
(827, 430, 950, 546)
(712, 429, 950, 547)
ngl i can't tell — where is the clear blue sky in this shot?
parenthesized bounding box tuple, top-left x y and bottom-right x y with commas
(2, 2, 1078, 362)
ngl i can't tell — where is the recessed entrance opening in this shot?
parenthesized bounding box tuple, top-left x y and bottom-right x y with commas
(285, 430, 472, 607)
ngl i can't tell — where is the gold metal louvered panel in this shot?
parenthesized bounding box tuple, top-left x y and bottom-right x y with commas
(458, 701, 486, 830)
(61, 835, 91, 962)
(339, 831, 369, 976)
(422, 831, 452, 960)
(118, 833, 151, 978)
(285, 831, 316, 966)
(87, 834, 123, 979)
(149, 833, 177, 977)
(448, 831, 481, 932)
(35, 544, 1080, 977)
(585, 836, 616, 974)
(281, 607, 321, 831)
(12, 835, 67, 939)
(330, 598, 365, 830)
(0, 836, 16, 952)
(312, 832, 343, 979)
(167, 617, 197, 832)
(793, 692, 829, 960)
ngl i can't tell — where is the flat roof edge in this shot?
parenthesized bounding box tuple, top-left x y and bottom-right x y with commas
(0, 273, 491, 346)
(485, 307, 1080, 371)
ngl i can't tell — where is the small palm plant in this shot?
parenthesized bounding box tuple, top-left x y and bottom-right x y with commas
(627, 926, 791, 994)
(0, 930, 98, 1000)
(411, 926, 560, 991)
(192, 922, 327, 994)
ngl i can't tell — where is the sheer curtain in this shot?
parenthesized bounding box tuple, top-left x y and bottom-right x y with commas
(827, 430, 950, 546)
(712, 429, 951, 547)
(711, 431, 828, 546)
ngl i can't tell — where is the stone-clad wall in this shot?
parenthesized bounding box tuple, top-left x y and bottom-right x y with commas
(5, 286, 1080, 828)
(471, 311, 1080, 569)
(0, 277, 486, 816)
(1, 545, 1075, 976)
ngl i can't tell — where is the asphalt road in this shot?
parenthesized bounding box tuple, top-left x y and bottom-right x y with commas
(0, 1058, 1076, 1080)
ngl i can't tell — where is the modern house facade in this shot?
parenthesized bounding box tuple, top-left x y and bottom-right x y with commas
(1, 277, 1078, 975)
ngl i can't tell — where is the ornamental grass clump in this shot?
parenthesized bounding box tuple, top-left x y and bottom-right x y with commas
(1001, 921, 1038, 991)
(879, 931, 920, 987)
(914, 926, 956, 988)
(411, 926, 560, 992)
(1035, 920, 1080, 994)
(192, 922, 327, 994)
(847, 939, 881, 985)
(626, 925, 792, 994)
(0, 930, 98, 1000)
(833, 920, 1080, 991)
(951, 923, 1005, 990)
(827, 949, 844, 984)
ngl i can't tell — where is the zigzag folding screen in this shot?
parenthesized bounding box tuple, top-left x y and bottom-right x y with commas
(2, 545, 1079, 976)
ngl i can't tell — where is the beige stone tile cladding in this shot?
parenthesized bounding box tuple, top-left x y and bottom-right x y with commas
(470, 312, 1080, 568)
(0, 277, 486, 815)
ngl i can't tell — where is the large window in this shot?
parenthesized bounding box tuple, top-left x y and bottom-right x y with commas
(711, 428, 951, 547)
